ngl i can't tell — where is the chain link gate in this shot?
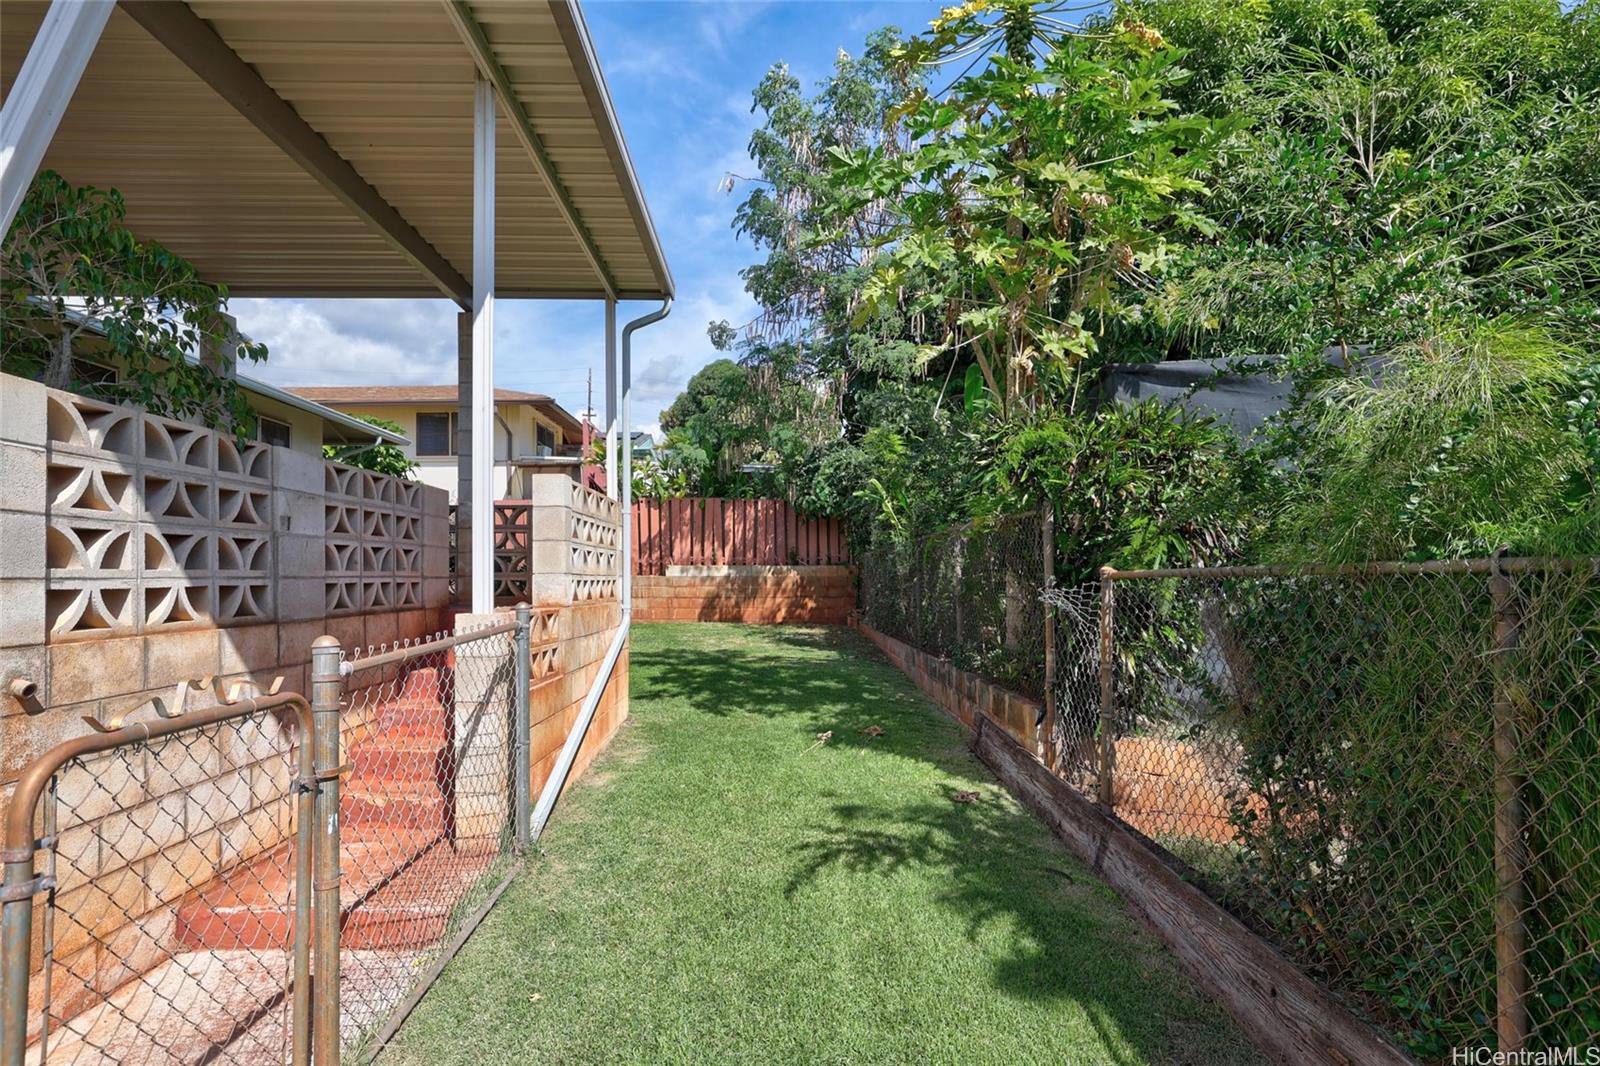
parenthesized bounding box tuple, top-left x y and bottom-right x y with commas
(1, 690, 317, 1066)
(3, 609, 539, 1066)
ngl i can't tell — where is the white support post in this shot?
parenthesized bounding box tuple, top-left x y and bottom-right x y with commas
(455, 310, 473, 601)
(470, 74, 496, 613)
(0, 0, 113, 236)
(604, 297, 618, 499)
(620, 306, 632, 608)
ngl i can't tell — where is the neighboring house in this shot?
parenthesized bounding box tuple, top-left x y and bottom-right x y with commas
(288, 386, 589, 502)
(7, 310, 409, 458)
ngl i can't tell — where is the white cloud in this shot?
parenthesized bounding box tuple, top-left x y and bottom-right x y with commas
(230, 298, 457, 387)
(696, 0, 769, 57)
(627, 276, 756, 425)
(226, 283, 752, 435)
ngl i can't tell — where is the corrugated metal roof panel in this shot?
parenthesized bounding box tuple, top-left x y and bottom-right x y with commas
(0, 0, 671, 301)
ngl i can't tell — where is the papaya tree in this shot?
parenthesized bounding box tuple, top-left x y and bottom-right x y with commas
(830, 1, 1244, 416)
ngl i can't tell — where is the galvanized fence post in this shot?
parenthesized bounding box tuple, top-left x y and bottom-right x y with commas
(1096, 567, 1116, 810)
(1, 833, 37, 1066)
(514, 603, 533, 853)
(1488, 561, 1529, 1052)
(1041, 506, 1057, 770)
(292, 710, 318, 1066)
(310, 636, 343, 1066)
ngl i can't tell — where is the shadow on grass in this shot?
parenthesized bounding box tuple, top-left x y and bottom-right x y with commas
(634, 627, 928, 751)
(633, 625, 1253, 1065)
(781, 788, 1214, 1066)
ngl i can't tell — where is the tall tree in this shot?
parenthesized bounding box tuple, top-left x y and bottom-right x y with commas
(831, 2, 1243, 415)
(2, 171, 266, 434)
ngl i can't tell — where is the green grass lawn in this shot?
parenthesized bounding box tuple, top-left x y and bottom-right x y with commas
(386, 624, 1263, 1066)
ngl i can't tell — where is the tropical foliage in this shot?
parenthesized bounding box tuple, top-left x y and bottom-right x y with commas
(323, 415, 416, 479)
(2, 171, 266, 435)
(656, 0, 1596, 579)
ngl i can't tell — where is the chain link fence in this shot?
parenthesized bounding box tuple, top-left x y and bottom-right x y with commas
(3, 692, 316, 1066)
(1048, 559, 1600, 1059)
(334, 625, 522, 1059)
(4, 618, 537, 1066)
(860, 520, 1597, 1057)
(859, 513, 1047, 699)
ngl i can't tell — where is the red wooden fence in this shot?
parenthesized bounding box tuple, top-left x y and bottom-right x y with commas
(631, 498, 848, 575)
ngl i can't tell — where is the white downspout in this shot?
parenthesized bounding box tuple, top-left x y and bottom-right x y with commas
(529, 297, 670, 841)
(604, 297, 618, 499)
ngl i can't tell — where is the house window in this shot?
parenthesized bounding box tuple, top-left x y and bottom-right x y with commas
(535, 423, 556, 457)
(417, 412, 458, 456)
(257, 416, 292, 448)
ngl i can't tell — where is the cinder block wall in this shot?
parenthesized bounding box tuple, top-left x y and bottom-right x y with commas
(2, 375, 452, 780)
(0, 374, 452, 1031)
(632, 564, 855, 624)
(528, 599, 628, 797)
(516, 476, 629, 800)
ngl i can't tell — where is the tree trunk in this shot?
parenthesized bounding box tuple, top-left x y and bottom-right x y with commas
(45, 329, 73, 389)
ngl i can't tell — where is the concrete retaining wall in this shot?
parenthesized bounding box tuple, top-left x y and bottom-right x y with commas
(632, 565, 855, 624)
(856, 619, 1042, 753)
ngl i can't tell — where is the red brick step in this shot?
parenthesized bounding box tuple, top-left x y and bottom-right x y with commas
(175, 670, 458, 952)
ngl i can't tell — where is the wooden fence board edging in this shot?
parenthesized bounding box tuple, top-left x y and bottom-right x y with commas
(969, 716, 1416, 1066)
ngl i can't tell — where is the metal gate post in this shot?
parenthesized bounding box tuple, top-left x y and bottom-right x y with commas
(1096, 567, 1117, 810)
(1041, 506, 1057, 770)
(1489, 562, 1529, 1052)
(310, 637, 343, 1065)
(1, 854, 37, 1066)
(514, 603, 533, 852)
(291, 706, 318, 1066)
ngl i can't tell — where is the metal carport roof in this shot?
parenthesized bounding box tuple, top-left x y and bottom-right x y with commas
(0, 0, 673, 303)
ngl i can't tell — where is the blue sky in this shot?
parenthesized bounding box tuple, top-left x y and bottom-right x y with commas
(233, 1, 938, 437)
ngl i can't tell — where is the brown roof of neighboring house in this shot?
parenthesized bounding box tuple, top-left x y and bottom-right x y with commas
(288, 385, 546, 405)
(286, 385, 584, 436)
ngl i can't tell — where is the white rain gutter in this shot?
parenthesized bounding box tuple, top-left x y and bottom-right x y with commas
(528, 296, 670, 841)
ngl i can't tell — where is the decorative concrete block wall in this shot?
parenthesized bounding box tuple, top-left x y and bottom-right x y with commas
(1, 374, 452, 780)
(0, 373, 454, 1029)
(488, 470, 629, 801)
(519, 477, 620, 607)
(632, 564, 856, 624)
(527, 598, 628, 798)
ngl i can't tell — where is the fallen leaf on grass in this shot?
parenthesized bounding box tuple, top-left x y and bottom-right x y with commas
(951, 790, 980, 804)
(861, 725, 885, 739)
(805, 730, 834, 752)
